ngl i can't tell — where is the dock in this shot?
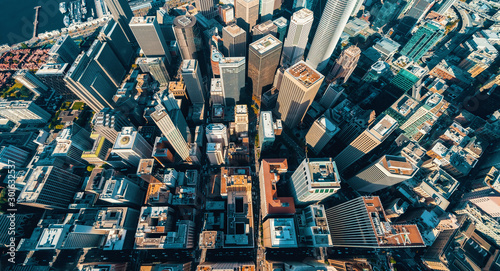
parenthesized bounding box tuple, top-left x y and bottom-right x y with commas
(33, 6, 41, 39)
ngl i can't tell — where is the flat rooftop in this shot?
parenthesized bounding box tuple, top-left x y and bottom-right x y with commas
(261, 159, 295, 215)
(370, 115, 398, 139)
(286, 61, 323, 88)
(250, 34, 281, 54)
(306, 158, 341, 187)
(261, 111, 275, 139)
(224, 24, 245, 36)
(130, 16, 156, 24)
(379, 155, 416, 176)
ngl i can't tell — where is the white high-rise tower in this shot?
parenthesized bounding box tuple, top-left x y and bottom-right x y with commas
(282, 8, 314, 66)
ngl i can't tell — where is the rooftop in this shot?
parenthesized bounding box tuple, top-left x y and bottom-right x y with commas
(224, 24, 245, 36)
(305, 158, 341, 187)
(250, 34, 281, 54)
(286, 61, 324, 88)
(266, 218, 297, 247)
(370, 115, 398, 139)
(260, 111, 275, 139)
(260, 159, 295, 215)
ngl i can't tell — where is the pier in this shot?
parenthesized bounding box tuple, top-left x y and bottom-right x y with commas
(33, 6, 41, 39)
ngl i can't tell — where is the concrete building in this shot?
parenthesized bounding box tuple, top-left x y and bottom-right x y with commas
(0, 100, 50, 125)
(136, 57, 170, 86)
(100, 176, 142, 206)
(222, 24, 247, 58)
(334, 115, 398, 172)
(219, 57, 246, 105)
(263, 218, 298, 248)
(174, 15, 201, 60)
(275, 61, 324, 128)
(48, 35, 80, 63)
(347, 155, 418, 193)
(235, 0, 259, 33)
(181, 59, 206, 104)
(296, 205, 333, 247)
(252, 20, 278, 41)
(248, 34, 282, 100)
(259, 159, 295, 220)
(273, 17, 288, 42)
(326, 196, 425, 248)
(219, 5, 235, 24)
(97, 20, 135, 68)
(130, 16, 171, 62)
(260, 0, 275, 21)
(151, 105, 191, 161)
(206, 123, 229, 147)
(234, 104, 249, 136)
(93, 108, 132, 143)
(103, 0, 136, 43)
(282, 8, 313, 66)
(258, 111, 276, 151)
(290, 158, 341, 205)
(207, 143, 225, 165)
(0, 145, 30, 169)
(36, 63, 76, 99)
(327, 45, 361, 83)
(319, 82, 344, 109)
(13, 70, 49, 96)
(210, 78, 225, 105)
(306, 0, 357, 71)
(400, 93, 447, 141)
(305, 114, 339, 154)
(195, 0, 218, 19)
(112, 127, 153, 167)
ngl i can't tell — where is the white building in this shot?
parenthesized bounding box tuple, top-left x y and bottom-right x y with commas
(207, 143, 225, 165)
(112, 127, 153, 166)
(282, 8, 314, 66)
(206, 123, 229, 147)
(258, 111, 275, 151)
(0, 100, 51, 125)
(100, 176, 142, 206)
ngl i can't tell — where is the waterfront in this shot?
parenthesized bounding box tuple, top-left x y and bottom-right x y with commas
(0, 0, 96, 46)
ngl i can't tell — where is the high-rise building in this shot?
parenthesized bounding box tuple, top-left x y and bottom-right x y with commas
(235, 0, 260, 33)
(206, 123, 229, 147)
(397, 0, 434, 35)
(89, 39, 127, 88)
(260, 0, 275, 21)
(93, 108, 132, 143)
(100, 176, 142, 206)
(305, 114, 339, 154)
(112, 127, 153, 167)
(306, 0, 357, 71)
(437, 0, 457, 14)
(219, 5, 235, 24)
(151, 105, 191, 161)
(326, 196, 425, 248)
(400, 21, 445, 62)
(181, 59, 206, 104)
(174, 15, 202, 60)
(327, 45, 361, 83)
(347, 155, 418, 193)
(334, 115, 398, 172)
(400, 93, 447, 140)
(195, 0, 218, 19)
(275, 61, 324, 128)
(97, 20, 135, 68)
(252, 20, 278, 41)
(0, 100, 51, 125)
(210, 78, 225, 105)
(137, 57, 170, 86)
(362, 60, 391, 83)
(290, 158, 341, 205)
(13, 70, 49, 96)
(0, 145, 30, 168)
(351, 0, 365, 16)
(292, 0, 318, 11)
(48, 35, 80, 63)
(319, 82, 344, 109)
(390, 63, 426, 94)
(248, 35, 282, 100)
(103, 0, 136, 44)
(263, 218, 298, 248)
(234, 105, 249, 135)
(17, 166, 81, 209)
(222, 24, 247, 58)
(219, 57, 246, 105)
(282, 8, 314, 66)
(273, 17, 288, 42)
(259, 111, 276, 151)
(296, 205, 333, 247)
(36, 63, 76, 99)
(207, 143, 225, 165)
(130, 16, 171, 64)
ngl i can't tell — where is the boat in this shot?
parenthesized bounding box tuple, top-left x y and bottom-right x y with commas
(59, 2, 67, 14)
(63, 15, 70, 27)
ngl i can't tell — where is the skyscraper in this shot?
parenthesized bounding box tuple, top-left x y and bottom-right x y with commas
(174, 15, 202, 60)
(88, 40, 127, 87)
(181, 59, 206, 104)
(334, 115, 398, 172)
(437, 0, 456, 14)
(130, 16, 172, 64)
(207, 143, 225, 165)
(325, 196, 425, 248)
(347, 155, 418, 193)
(48, 35, 80, 63)
(219, 57, 246, 105)
(103, 0, 136, 44)
(400, 93, 446, 140)
(327, 45, 361, 83)
(273, 17, 288, 42)
(36, 63, 77, 99)
(93, 108, 133, 143)
(0, 100, 51, 125)
(235, 0, 260, 33)
(319, 82, 344, 109)
(206, 123, 229, 147)
(282, 8, 313, 66)
(248, 34, 282, 100)
(97, 20, 135, 68)
(222, 24, 247, 58)
(306, 0, 357, 71)
(136, 57, 170, 86)
(290, 158, 341, 205)
(112, 127, 153, 167)
(151, 105, 191, 161)
(252, 20, 278, 41)
(400, 21, 445, 62)
(275, 61, 324, 128)
(305, 114, 339, 154)
(13, 70, 49, 96)
(259, 111, 276, 151)
(195, 0, 218, 19)
(260, 0, 275, 22)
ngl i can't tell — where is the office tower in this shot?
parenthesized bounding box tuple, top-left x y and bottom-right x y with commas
(48, 35, 80, 63)
(334, 115, 398, 172)
(260, 0, 275, 22)
(282, 8, 313, 66)
(64, 52, 117, 112)
(17, 166, 81, 209)
(273, 17, 288, 42)
(263, 218, 298, 248)
(222, 24, 247, 58)
(290, 158, 341, 205)
(219, 57, 246, 105)
(219, 5, 235, 24)
(36, 63, 76, 99)
(400, 21, 445, 62)
(211, 78, 225, 105)
(100, 176, 142, 206)
(52, 124, 93, 167)
(207, 143, 225, 165)
(326, 196, 425, 248)
(390, 64, 426, 93)
(112, 127, 153, 167)
(195, 0, 218, 19)
(437, 0, 456, 14)
(151, 105, 191, 161)
(305, 114, 339, 154)
(275, 61, 324, 128)
(103, 0, 136, 44)
(93, 108, 132, 143)
(327, 45, 361, 83)
(181, 59, 206, 104)
(81, 134, 114, 166)
(347, 155, 418, 193)
(206, 123, 229, 147)
(235, 105, 249, 135)
(319, 82, 344, 109)
(458, 51, 492, 78)
(362, 60, 391, 83)
(306, 0, 357, 71)
(137, 57, 170, 86)
(248, 35, 282, 99)
(259, 111, 276, 151)
(89, 40, 127, 87)
(400, 93, 446, 139)
(373, 0, 399, 29)
(235, 0, 260, 33)
(173, 15, 202, 60)
(97, 20, 135, 68)
(211, 47, 222, 77)
(13, 70, 49, 96)
(0, 100, 51, 125)
(0, 145, 30, 168)
(397, 0, 434, 35)
(296, 205, 333, 247)
(259, 159, 295, 220)
(252, 20, 278, 41)
(130, 17, 172, 63)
